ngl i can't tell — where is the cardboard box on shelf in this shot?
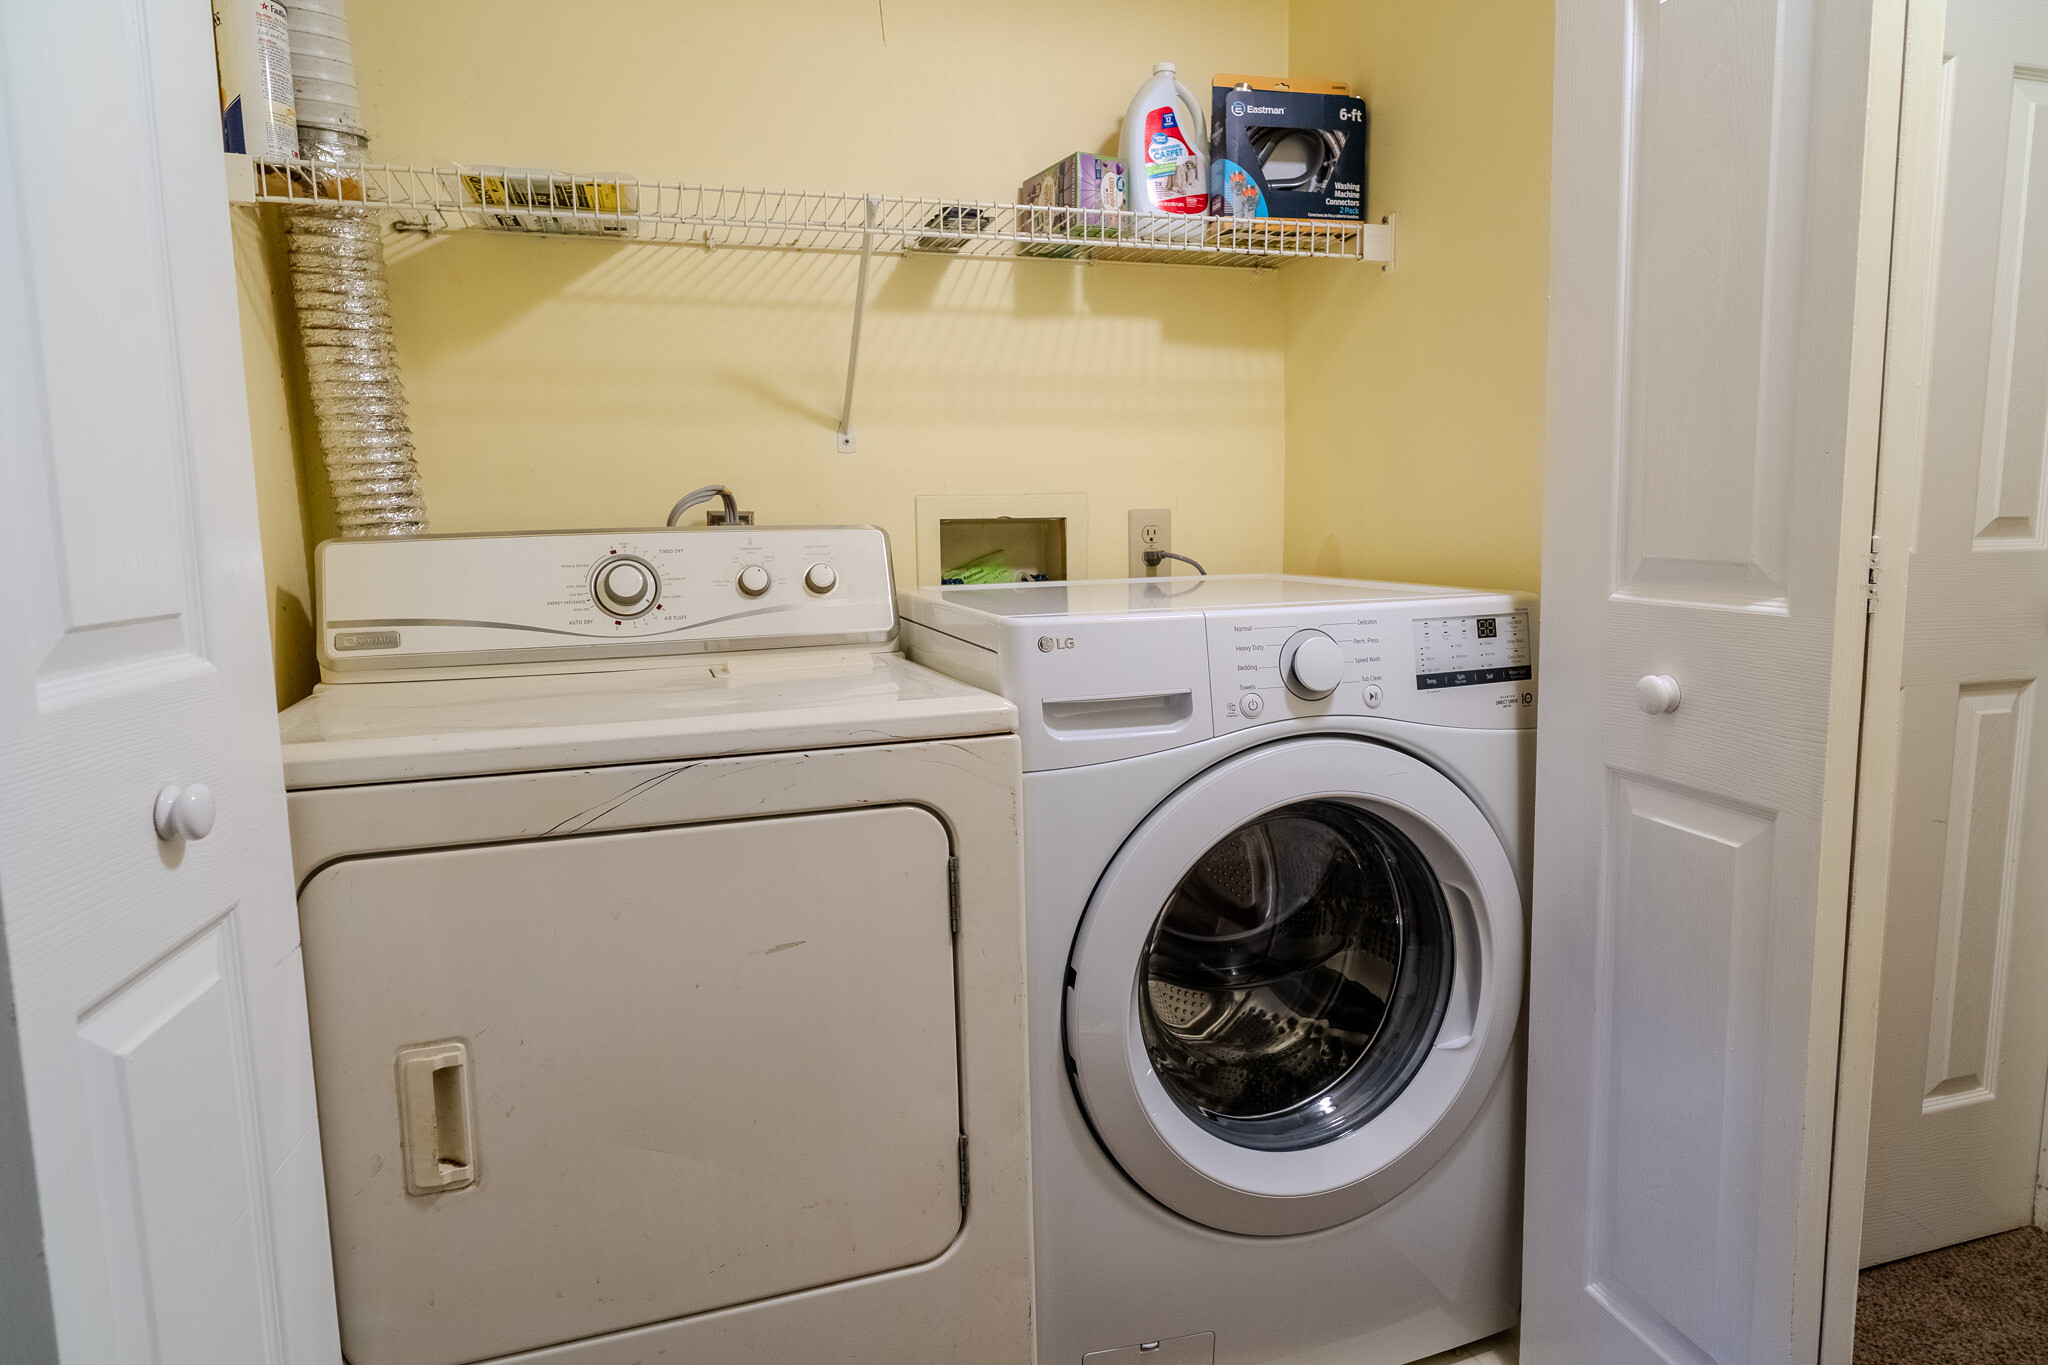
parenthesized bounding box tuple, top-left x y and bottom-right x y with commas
(1209, 75, 1367, 222)
(1017, 154, 1127, 256)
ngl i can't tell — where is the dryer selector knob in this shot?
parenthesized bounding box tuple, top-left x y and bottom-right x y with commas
(593, 556, 658, 617)
(1281, 630, 1346, 699)
(736, 565, 772, 597)
(804, 563, 838, 594)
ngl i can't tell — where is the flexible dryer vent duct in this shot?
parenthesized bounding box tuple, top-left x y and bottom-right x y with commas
(284, 0, 425, 536)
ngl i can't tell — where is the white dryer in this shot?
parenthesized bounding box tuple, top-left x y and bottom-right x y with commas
(901, 576, 1535, 1365)
(280, 527, 1032, 1365)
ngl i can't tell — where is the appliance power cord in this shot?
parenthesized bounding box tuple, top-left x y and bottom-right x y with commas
(1144, 550, 1207, 575)
(667, 485, 741, 526)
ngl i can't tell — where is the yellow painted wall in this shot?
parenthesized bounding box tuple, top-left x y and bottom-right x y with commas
(237, 1, 1556, 707)
(240, 1, 1292, 707)
(1280, 1, 1552, 593)
(236, 210, 322, 708)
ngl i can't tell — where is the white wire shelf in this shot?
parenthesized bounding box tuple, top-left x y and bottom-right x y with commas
(230, 156, 1390, 269)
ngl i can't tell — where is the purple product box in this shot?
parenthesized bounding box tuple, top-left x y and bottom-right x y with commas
(1018, 153, 1127, 250)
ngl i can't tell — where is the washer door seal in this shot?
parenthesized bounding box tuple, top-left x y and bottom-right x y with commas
(1064, 736, 1524, 1236)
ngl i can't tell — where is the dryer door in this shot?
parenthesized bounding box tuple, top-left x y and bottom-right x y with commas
(301, 804, 963, 1365)
(1064, 737, 1523, 1236)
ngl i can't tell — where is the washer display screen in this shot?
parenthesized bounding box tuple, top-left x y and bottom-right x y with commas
(1136, 801, 1453, 1152)
(1413, 611, 1532, 690)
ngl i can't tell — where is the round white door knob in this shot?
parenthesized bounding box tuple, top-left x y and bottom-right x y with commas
(1282, 631, 1345, 699)
(804, 563, 838, 594)
(154, 783, 216, 842)
(736, 565, 771, 597)
(1637, 675, 1682, 715)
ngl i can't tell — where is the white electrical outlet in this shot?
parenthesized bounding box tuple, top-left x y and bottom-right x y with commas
(1128, 509, 1172, 577)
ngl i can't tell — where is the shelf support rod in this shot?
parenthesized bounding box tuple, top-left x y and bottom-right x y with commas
(836, 194, 882, 454)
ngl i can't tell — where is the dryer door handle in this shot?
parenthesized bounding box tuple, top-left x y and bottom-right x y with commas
(398, 1041, 478, 1194)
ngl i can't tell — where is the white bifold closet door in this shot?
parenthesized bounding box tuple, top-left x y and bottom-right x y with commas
(1523, 0, 1905, 1362)
(0, 1, 336, 1362)
(1861, 0, 2048, 1268)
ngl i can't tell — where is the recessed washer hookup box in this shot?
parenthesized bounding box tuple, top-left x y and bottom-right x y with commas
(1209, 74, 1367, 222)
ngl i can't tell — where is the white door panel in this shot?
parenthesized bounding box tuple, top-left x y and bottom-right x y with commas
(78, 924, 274, 1365)
(0, 0, 337, 1361)
(7, 6, 195, 666)
(11, 0, 210, 702)
(1616, 0, 1809, 613)
(1526, 0, 1902, 1360)
(1978, 76, 2048, 546)
(1920, 685, 2028, 1105)
(1584, 778, 1783, 1362)
(1861, 0, 2048, 1267)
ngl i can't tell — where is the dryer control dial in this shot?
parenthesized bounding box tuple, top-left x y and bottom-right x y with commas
(592, 556, 658, 618)
(1281, 630, 1345, 700)
(736, 565, 771, 597)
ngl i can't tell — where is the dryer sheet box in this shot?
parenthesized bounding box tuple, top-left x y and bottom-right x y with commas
(1017, 153, 1127, 256)
(1209, 74, 1367, 222)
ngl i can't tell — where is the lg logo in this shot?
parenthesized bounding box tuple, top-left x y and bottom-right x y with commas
(1038, 636, 1076, 653)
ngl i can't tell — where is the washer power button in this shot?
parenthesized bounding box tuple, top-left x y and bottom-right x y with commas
(1240, 692, 1264, 718)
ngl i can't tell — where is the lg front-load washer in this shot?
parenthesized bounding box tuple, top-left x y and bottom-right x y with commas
(901, 575, 1536, 1365)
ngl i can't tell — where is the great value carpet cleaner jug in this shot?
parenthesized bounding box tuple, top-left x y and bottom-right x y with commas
(1122, 62, 1208, 236)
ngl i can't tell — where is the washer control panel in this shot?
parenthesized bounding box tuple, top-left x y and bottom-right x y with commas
(1207, 597, 1536, 731)
(1413, 611, 1533, 691)
(318, 525, 895, 677)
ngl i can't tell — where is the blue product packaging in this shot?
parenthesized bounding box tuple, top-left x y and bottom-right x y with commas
(1208, 74, 1367, 221)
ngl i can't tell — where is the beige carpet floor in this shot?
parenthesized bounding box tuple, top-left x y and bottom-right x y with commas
(1856, 1226, 2048, 1364)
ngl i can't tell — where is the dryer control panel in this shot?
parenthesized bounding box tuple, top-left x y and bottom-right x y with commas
(1205, 596, 1536, 733)
(317, 526, 896, 678)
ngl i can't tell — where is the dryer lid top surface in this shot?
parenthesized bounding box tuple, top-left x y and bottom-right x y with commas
(903, 574, 1499, 622)
(278, 650, 1014, 789)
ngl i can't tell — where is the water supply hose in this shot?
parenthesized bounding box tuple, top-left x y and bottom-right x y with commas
(284, 0, 426, 537)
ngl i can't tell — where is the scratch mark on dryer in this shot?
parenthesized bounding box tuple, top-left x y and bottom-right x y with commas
(542, 765, 697, 835)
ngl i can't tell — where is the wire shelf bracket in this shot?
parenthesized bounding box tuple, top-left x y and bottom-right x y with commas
(837, 194, 881, 455)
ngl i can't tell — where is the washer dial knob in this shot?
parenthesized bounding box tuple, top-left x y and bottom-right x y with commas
(1281, 630, 1345, 699)
(593, 555, 658, 618)
(736, 565, 772, 597)
(804, 563, 838, 594)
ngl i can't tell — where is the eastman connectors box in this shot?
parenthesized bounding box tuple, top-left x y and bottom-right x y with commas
(1208, 75, 1367, 221)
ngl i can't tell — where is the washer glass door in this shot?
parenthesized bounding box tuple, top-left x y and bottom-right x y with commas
(1142, 801, 1453, 1152)
(1062, 736, 1524, 1236)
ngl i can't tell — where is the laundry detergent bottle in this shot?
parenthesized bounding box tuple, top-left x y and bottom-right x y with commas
(1122, 62, 1208, 235)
